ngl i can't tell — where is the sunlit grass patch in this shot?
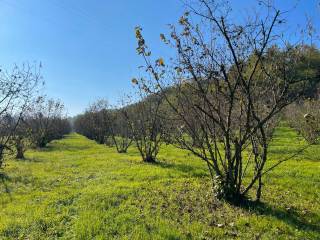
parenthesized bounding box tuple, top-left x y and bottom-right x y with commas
(0, 128, 319, 239)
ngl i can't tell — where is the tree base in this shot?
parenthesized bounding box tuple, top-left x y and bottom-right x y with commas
(117, 150, 127, 153)
(16, 153, 25, 160)
(143, 156, 156, 163)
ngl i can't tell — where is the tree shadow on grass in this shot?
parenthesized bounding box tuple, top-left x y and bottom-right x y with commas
(0, 172, 11, 194)
(241, 200, 320, 233)
(155, 161, 208, 178)
(16, 157, 43, 163)
(156, 161, 319, 232)
(39, 143, 92, 153)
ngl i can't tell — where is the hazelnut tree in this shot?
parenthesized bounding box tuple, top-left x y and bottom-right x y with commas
(134, 0, 317, 202)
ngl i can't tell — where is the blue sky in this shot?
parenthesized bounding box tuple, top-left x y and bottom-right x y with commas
(0, 0, 319, 116)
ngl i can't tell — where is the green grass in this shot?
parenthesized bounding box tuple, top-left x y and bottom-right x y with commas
(0, 127, 319, 239)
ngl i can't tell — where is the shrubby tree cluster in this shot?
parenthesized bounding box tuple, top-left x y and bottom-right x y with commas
(105, 107, 133, 153)
(0, 64, 40, 167)
(74, 94, 165, 161)
(26, 97, 71, 149)
(9, 97, 71, 159)
(0, 63, 71, 166)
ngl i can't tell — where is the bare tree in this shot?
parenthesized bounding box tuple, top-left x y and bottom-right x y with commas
(124, 90, 164, 163)
(11, 117, 32, 159)
(285, 99, 320, 143)
(88, 99, 110, 144)
(106, 107, 133, 153)
(134, 0, 317, 202)
(0, 64, 41, 168)
(28, 97, 70, 148)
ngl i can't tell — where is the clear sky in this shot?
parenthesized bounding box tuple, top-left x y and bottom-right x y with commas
(0, 0, 319, 116)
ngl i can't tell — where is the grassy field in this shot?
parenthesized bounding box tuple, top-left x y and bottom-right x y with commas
(0, 127, 319, 239)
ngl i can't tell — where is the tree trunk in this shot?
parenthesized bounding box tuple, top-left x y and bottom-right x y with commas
(16, 149, 25, 159)
(256, 175, 262, 202)
(0, 146, 4, 168)
(117, 149, 127, 153)
(16, 138, 25, 159)
(222, 184, 244, 204)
